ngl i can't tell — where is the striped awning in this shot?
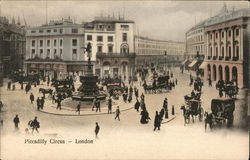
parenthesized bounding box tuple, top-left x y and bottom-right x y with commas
(199, 61, 207, 69)
(188, 60, 198, 68)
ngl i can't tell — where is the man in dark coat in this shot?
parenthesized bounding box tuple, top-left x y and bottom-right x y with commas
(108, 97, 112, 114)
(13, 115, 20, 130)
(36, 97, 41, 110)
(134, 99, 140, 112)
(76, 102, 81, 115)
(95, 122, 100, 138)
(153, 111, 161, 131)
(96, 99, 101, 112)
(115, 106, 121, 121)
(40, 97, 45, 110)
(30, 93, 35, 104)
(31, 117, 40, 134)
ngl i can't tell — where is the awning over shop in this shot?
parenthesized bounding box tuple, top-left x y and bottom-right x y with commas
(199, 61, 207, 69)
(188, 59, 198, 68)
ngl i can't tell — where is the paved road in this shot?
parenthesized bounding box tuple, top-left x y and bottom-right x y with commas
(0, 68, 248, 160)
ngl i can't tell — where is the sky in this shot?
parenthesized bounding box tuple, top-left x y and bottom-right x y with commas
(1, 1, 249, 42)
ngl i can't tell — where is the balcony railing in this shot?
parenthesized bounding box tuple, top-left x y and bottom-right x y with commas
(207, 56, 211, 60)
(212, 56, 217, 60)
(225, 57, 230, 61)
(219, 56, 223, 60)
(96, 52, 136, 58)
(232, 57, 239, 61)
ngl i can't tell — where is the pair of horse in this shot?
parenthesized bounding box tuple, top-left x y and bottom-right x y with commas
(180, 105, 204, 126)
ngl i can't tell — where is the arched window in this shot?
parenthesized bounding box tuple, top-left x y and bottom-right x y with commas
(120, 43, 129, 54)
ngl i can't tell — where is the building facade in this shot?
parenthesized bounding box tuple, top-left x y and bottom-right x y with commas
(203, 8, 250, 88)
(24, 18, 86, 79)
(84, 16, 136, 79)
(135, 36, 185, 70)
(0, 16, 26, 77)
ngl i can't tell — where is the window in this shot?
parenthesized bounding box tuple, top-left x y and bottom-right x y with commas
(222, 32, 224, 38)
(31, 49, 35, 54)
(122, 33, 127, 42)
(31, 30, 36, 33)
(236, 46, 239, 57)
(97, 46, 102, 52)
(72, 49, 77, 60)
(216, 33, 218, 39)
(87, 35, 92, 41)
(97, 36, 103, 42)
(72, 28, 78, 33)
(72, 39, 77, 46)
(54, 39, 57, 47)
(108, 36, 113, 42)
(236, 29, 239, 36)
(39, 30, 43, 33)
(47, 29, 51, 33)
(59, 29, 63, 33)
(60, 39, 63, 47)
(221, 47, 224, 57)
(54, 49, 57, 54)
(228, 46, 231, 58)
(228, 30, 231, 37)
(60, 49, 63, 58)
(210, 34, 212, 39)
(108, 45, 113, 53)
(47, 49, 50, 58)
(47, 40, 50, 47)
(39, 40, 43, 47)
(53, 29, 57, 32)
(39, 49, 43, 58)
(32, 40, 35, 47)
(121, 25, 129, 29)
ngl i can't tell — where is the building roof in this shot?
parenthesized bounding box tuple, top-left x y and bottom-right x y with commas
(92, 16, 134, 23)
(204, 7, 250, 27)
(135, 35, 185, 44)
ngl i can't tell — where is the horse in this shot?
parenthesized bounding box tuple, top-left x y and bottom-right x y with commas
(39, 88, 53, 96)
(180, 105, 191, 126)
(204, 112, 214, 132)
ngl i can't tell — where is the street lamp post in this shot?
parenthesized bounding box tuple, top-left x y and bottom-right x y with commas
(164, 51, 167, 73)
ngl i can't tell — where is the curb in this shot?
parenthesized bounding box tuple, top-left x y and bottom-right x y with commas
(38, 106, 134, 116)
(161, 116, 176, 124)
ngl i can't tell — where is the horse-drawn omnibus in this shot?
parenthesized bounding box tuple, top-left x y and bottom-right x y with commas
(205, 98, 235, 131)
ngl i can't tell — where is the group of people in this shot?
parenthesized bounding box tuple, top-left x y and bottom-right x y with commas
(13, 115, 40, 134)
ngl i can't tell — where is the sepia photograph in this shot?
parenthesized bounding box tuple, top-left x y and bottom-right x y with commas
(0, 0, 249, 159)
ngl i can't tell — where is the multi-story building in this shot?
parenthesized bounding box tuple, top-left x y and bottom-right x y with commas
(0, 16, 26, 77)
(135, 36, 185, 70)
(203, 7, 250, 88)
(24, 18, 85, 79)
(84, 16, 135, 79)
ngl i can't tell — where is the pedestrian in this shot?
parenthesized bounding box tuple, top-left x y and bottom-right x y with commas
(175, 78, 178, 85)
(115, 106, 120, 121)
(52, 93, 55, 104)
(7, 81, 11, 91)
(95, 122, 100, 138)
(13, 115, 20, 130)
(96, 99, 101, 112)
(0, 100, 3, 112)
(40, 97, 45, 110)
(134, 99, 140, 112)
(153, 111, 161, 131)
(12, 83, 15, 91)
(172, 105, 175, 115)
(36, 97, 41, 110)
(108, 97, 112, 114)
(92, 98, 96, 111)
(165, 108, 169, 119)
(56, 99, 61, 110)
(31, 117, 40, 134)
(30, 93, 35, 104)
(76, 102, 81, 115)
(20, 82, 24, 90)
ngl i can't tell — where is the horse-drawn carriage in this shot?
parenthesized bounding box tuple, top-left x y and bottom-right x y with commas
(143, 74, 170, 94)
(205, 98, 235, 131)
(216, 80, 239, 98)
(51, 79, 73, 98)
(11, 72, 39, 84)
(105, 79, 125, 99)
(181, 98, 204, 125)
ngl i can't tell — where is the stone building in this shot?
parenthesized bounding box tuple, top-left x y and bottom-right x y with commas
(0, 16, 26, 77)
(84, 16, 136, 79)
(134, 36, 185, 71)
(24, 17, 86, 79)
(203, 7, 250, 88)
